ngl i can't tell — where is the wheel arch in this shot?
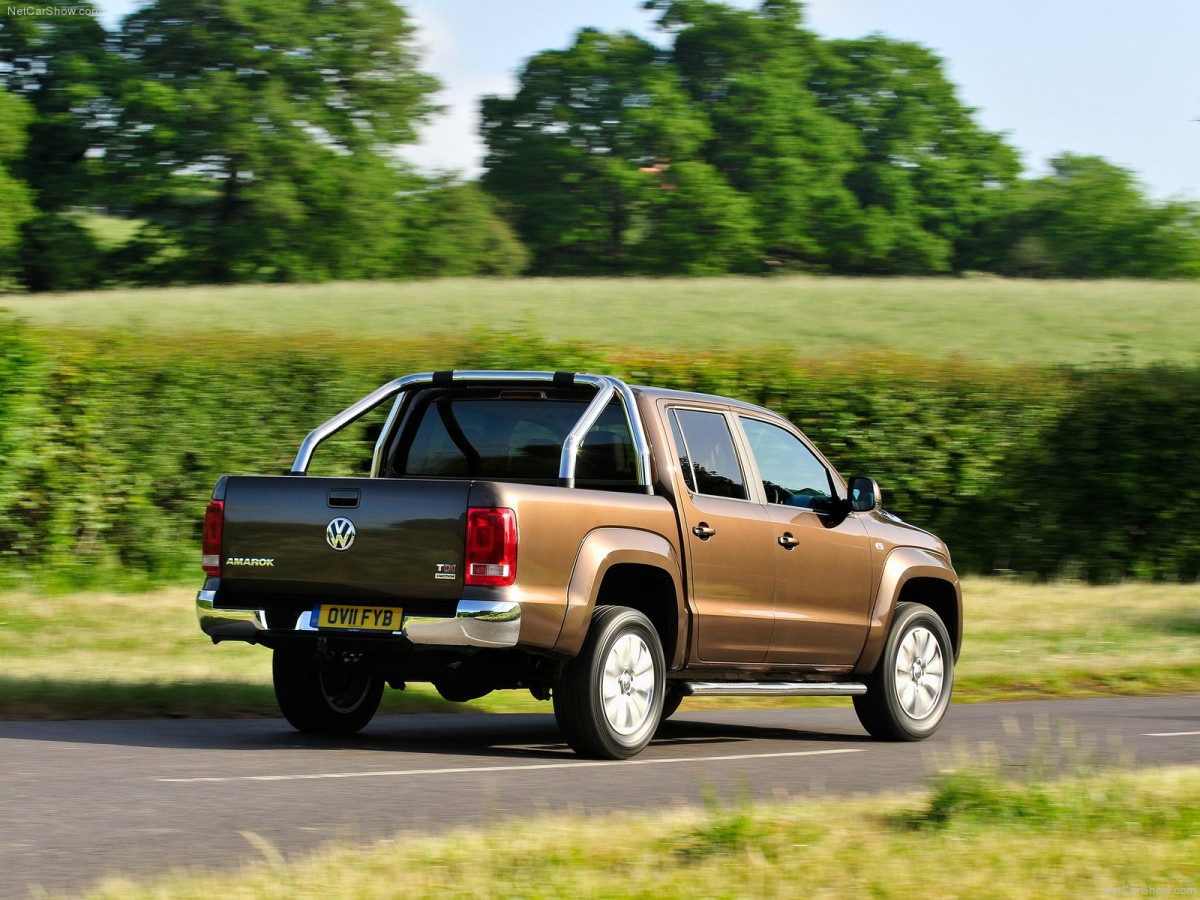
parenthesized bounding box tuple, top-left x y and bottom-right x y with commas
(554, 528, 685, 668)
(898, 577, 961, 660)
(855, 547, 962, 675)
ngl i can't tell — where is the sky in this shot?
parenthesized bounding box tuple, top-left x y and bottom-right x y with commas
(96, 0, 1200, 201)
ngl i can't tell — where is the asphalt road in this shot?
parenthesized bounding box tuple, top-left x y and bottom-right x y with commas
(2, 694, 1198, 898)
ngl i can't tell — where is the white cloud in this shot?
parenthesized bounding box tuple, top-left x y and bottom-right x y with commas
(400, 71, 516, 178)
(399, 1, 519, 177)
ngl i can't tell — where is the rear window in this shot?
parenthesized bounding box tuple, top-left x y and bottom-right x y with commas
(394, 396, 636, 487)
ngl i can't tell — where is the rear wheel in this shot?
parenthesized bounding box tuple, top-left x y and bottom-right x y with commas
(273, 646, 383, 735)
(554, 606, 665, 759)
(854, 602, 953, 741)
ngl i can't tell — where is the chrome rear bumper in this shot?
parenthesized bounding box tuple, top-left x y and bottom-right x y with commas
(404, 600, 521, 648)
(196, 592, 521, 648)
(196, 591, 267, 639)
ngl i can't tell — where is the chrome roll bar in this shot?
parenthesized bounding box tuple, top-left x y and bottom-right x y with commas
(289, 370, 654, 493)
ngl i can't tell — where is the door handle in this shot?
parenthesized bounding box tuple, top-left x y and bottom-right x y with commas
(692, 523, 717, 540)
(777, 533, 800, 549)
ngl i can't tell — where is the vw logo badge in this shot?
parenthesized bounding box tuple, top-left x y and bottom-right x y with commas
(326, 517, 356, 551)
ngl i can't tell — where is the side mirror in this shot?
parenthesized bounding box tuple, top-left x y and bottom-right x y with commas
(848, 476, 881, 513)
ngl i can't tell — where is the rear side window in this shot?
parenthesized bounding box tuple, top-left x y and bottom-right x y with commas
(670, 409, 748, 501)
(398, 396, 635, 486)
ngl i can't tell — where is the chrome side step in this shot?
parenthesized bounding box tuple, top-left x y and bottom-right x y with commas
(683, 681, 867, 697)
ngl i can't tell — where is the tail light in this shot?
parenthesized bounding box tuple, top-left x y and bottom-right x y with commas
(465, 507, 517, 587)
(202, 500, 224, 576)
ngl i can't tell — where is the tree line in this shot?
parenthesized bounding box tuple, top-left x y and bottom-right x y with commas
(1, 0, 1197, 291)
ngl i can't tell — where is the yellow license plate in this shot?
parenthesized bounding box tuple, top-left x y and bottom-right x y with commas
(313, 604, 403, 632)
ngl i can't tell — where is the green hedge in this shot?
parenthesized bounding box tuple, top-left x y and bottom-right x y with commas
(1, 315, 1197, 585)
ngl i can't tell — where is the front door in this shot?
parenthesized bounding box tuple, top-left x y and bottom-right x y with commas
(737, 416, 873, 667)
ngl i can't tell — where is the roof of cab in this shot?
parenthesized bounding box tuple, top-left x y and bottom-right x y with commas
(630, 384, 779, 419)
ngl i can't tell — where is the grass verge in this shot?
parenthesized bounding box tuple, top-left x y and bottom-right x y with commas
(0, 578, 1197, 719)
(69, 764, 1200, 898)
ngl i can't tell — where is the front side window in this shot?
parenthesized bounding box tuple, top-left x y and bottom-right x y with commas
(671, 409, 748, 500)
(740, 417, 834, 511)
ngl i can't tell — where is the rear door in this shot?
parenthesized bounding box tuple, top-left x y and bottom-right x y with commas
(666, 406, 775, 664)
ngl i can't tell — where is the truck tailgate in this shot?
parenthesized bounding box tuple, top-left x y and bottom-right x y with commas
(218, 476, 469, 605)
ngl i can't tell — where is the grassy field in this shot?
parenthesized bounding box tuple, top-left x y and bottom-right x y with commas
(1, 578, 1197, 720)
(69, 764, 1200, 899)
(4, 276, 1199, 366)
(77, 213, 144, 251)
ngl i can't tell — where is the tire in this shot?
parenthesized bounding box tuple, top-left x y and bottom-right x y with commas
(273, 646, 383, 735)
(854, 602, 954, 741)
(554, 606, 665, 759)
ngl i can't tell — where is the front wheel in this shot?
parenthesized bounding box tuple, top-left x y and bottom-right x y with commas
(554, 606, 665, 759)
(273, 646, 383, 735)
(854, 602, 953, 741)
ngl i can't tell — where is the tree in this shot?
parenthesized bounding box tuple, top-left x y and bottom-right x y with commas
(0, 4, 113, 212)
(0, 88, 35, 282)
(653, 0, 859, 268)
(398, 180, 530, 277)
(17, 212, 103, 291)
(482, 28, 713, 273)
(987, 155, 1200, 278)
(485, 2, 1029, 275)
(1, 6, 115, 289)
(809, 35, 1020, 273)
(109, 0, 440, 282)
(633, 160, 760, 274)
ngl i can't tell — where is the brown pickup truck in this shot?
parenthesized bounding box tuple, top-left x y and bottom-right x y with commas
(198, 370, 961, 759)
